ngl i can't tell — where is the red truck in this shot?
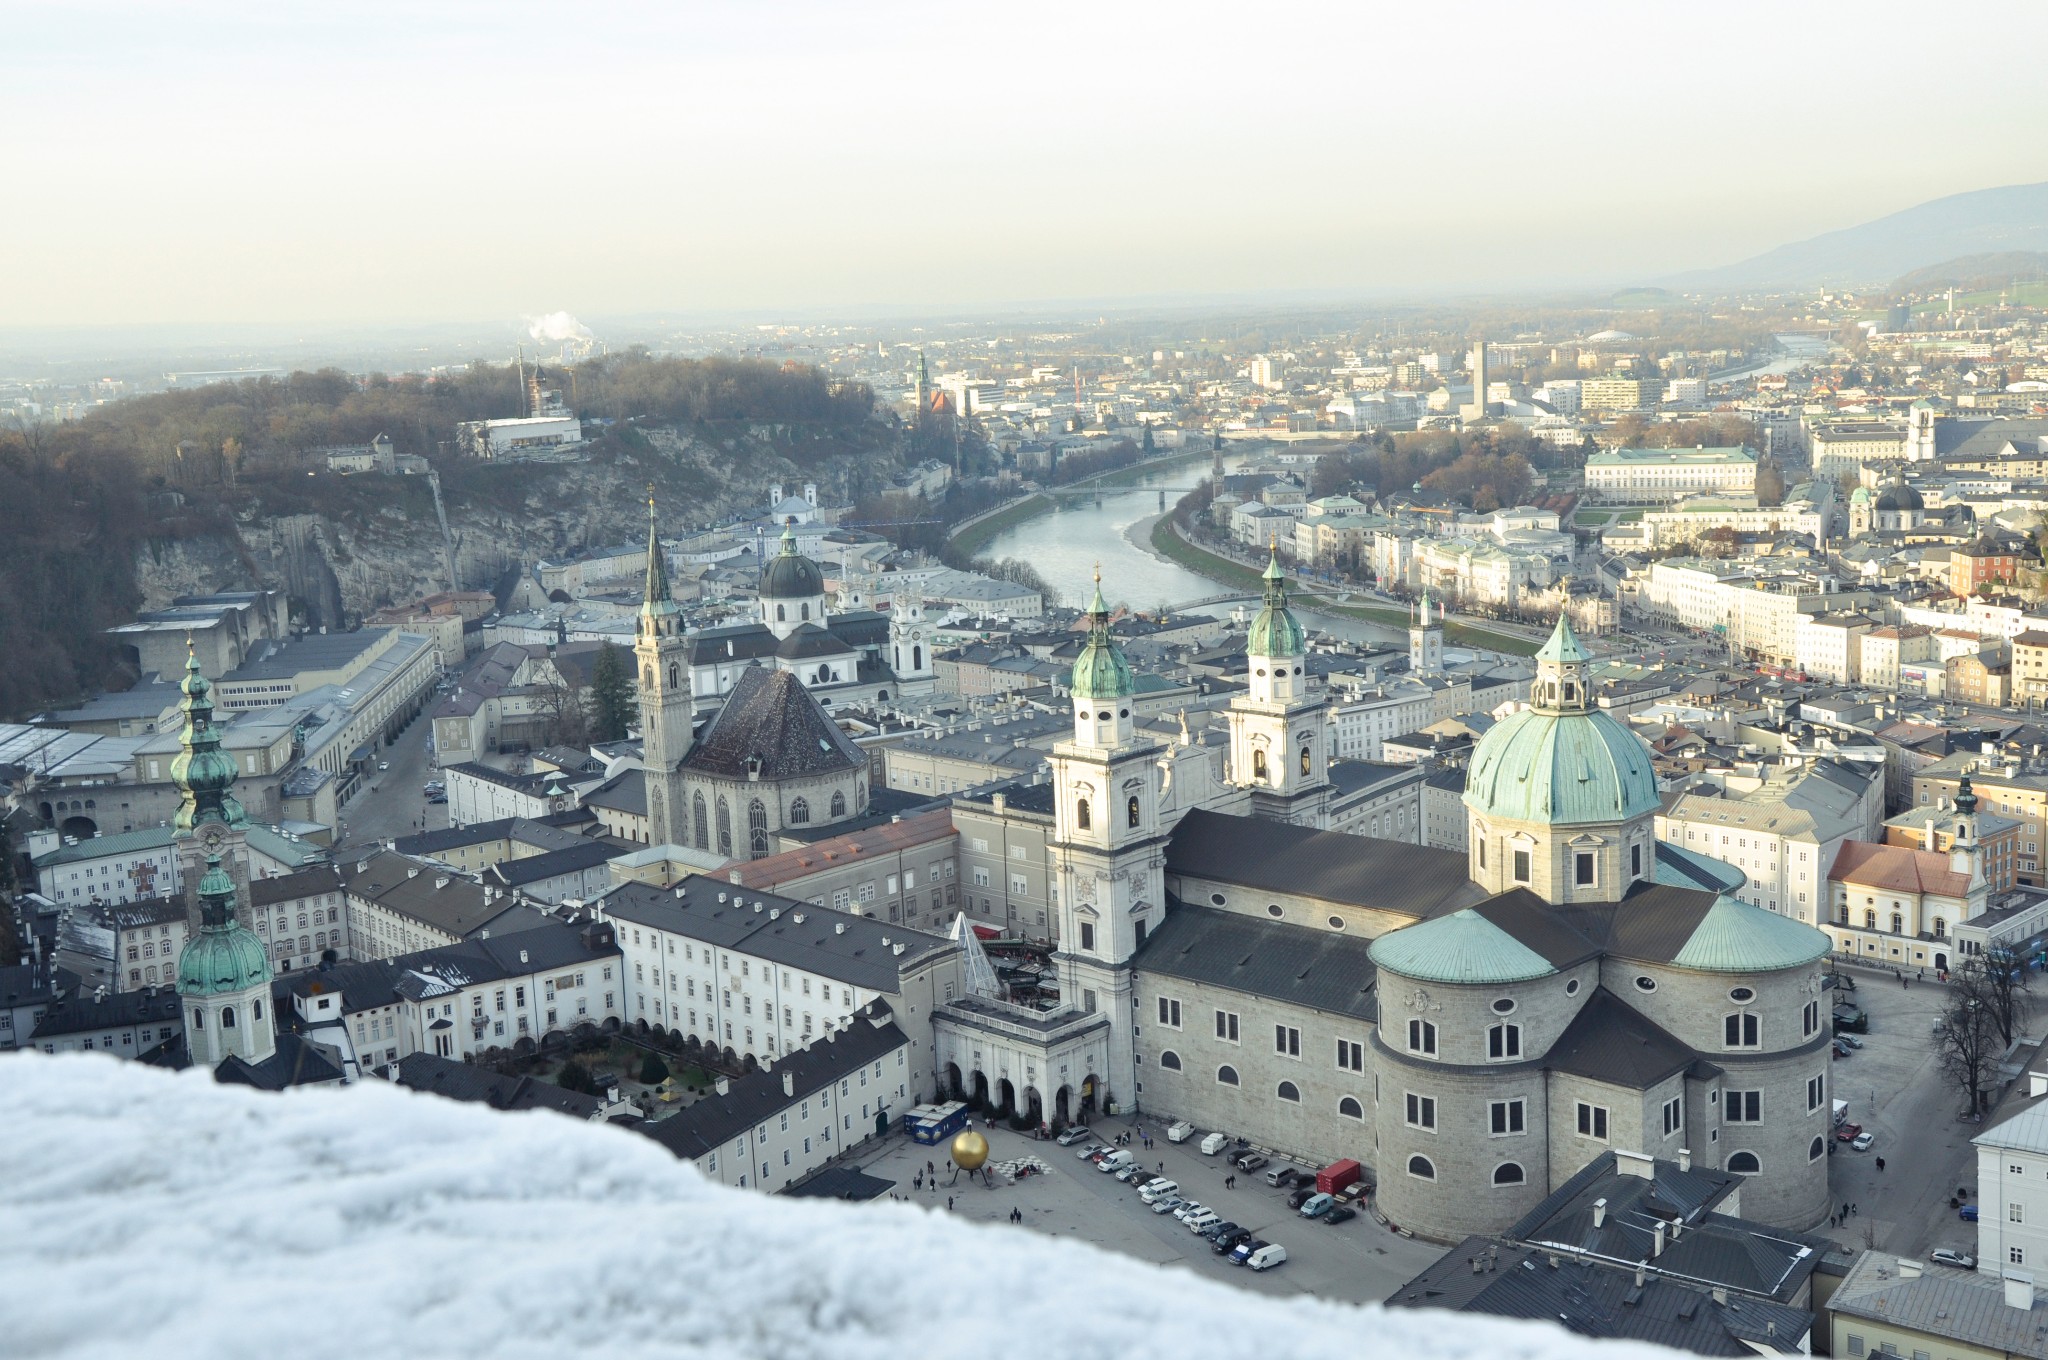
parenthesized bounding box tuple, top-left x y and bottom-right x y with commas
(1316, 1158, 1364, 1196)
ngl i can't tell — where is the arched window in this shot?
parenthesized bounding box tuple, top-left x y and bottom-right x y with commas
(693, 792, 709, 848)
(1127, 796, 1141, 829)
(1076, 798, 1092, 831)
(1726, 1151, 1761, 1175)
(1492, 1162, 1525, 1186)
(830, 790, 847, 818)
(1216, 1065, 1239, 1086)
(789, 797, 810, 826)
(801, 603, 810, 620)
(1723, 1013, 1760, 1048)
(1159, 1050, 1182, 1071)
(912, 645, 922, 670)
(668, 662, 679, 690)
(221, 1006, 237, 1029)
(1300, 746, 1311, 776)
(1338, 1096, 1363, 1119)
(1863, 908, 1876, 928)
(1890, 912, 1903, 935)
(1276, 1081, 1300, 1103)
(1253, 749, 1268, 781)
(748, 799, 768, 858)
(1809, 1136, 1826, 1161)
(776, 604, 786, 622)
(716, 798, 733, 858)
(191, 1009, 203, 1030)
(1407, 1155, 1436, 1180)
(1933, 916, 1947, 938)
(643, 666, 655, 688)
(1487, 1023, 1521, 1060)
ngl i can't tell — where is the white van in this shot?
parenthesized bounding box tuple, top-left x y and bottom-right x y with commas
(1166, 1120, 1195, 1143)
(1097, 1149, 1135, 1174)
(1140, 1179, 1179, 1204)
(1247, 1243, 1288, 1272)
(1200, 1132, 1230, 1156)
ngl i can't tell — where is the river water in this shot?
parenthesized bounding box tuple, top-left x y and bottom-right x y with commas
(979, 454, 1405, 648)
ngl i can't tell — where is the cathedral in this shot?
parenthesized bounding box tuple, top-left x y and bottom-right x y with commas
(929, 555, 1836, 1242)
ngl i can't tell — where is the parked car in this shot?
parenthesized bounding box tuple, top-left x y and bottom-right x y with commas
(1212, 1227, 1253, 1255)
(1230, 1237, 1267, 1266)
(1172, 1202, 1206, 1222)
(1832, 1038, 1853, 1057)
(1324, 1206, 1358, 1226)
(1151, 1195, 1186, 1216)
(1113, 1163, 1145, 1183)
(1098, 1150, 1135, 1174)
(1166, 1120, 1195, 1143)
(1299, 1193, 1335, 1219)
(1960, 1205, 1981, 1222)
(1076, 1143, 1106, 1161)
(377, 760, 389, 771)
(1839, 1034, 1864, 1050)
(1833, 1006, 1869, 1034)
(1930, 1248, 1977, 1269)
(1200, 1132, 1231, 1156)
(1247, 1243, 1289, 1271)
(1286, 1186, 1318, 1210)
(1836, 1123, 1863, 1143)
(1184, 1210, 1221, 1234)
(1056, 1126, 1094, 1146)
(1140, 1179, 1178, 1203)
(1232, 1151, 1268, 1173)
(1852, 1132, 1876, 1152)
(1265, 1166, 1301, 1188)
(1205, 1222, 1244, 1247)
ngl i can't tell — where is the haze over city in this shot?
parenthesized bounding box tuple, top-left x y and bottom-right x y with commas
(7, 0, 2048, 328)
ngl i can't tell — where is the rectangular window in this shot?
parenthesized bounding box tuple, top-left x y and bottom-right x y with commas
(1574, 852, 1595, 886)
(1723, 1013, 1760, 1047)
(1487, 1024, 1521, 1060)
(1846, 1337, 1864, 1357)
(2013, 1203, 2026, 1224)
(1807, 1074, 1825, 1112)
(1079, 922, 1096, 953)
(1213, 1010, 1239, 1043)
(1335, 1039, 1364, 1072)
(1513, 848, 1531, 883)
(1662, 1096, 1683, 1135)
(1490, 1099, 1525, 1135)
(1405, 1093, 1436, 1130)
(1576, 1102, 1608, 1140)
(1726, 1090, 1761, 1122)
(1274, 1025, 1300, 1058)
(1406, 1018, 1437, 1055)
(1156, 997, 1181, 1028)
(1632, 844, 1643, 877)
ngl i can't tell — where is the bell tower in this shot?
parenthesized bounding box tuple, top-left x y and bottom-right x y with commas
(1224, 546, 1332, 826)
(1409, 589, 1444, 676)
(889, 587, 934, 693)
(635, 489, 692, 847)
(169, 642, 252, 922)
(1049, 570, 1165, 1114)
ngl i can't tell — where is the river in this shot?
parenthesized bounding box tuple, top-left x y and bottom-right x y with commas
(978, 455, 1407, 648)
(1708, 332, 1836, 387)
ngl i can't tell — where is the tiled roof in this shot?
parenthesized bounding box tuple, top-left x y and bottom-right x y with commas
(681, 668, 863, 780)
(1544, 988, 1699, 1089)
(1828, 839, 1973, 898)
(1164, 808, 1485, 918)
(722, 810, 955, 892)
(1136, 901, 1378, 1023)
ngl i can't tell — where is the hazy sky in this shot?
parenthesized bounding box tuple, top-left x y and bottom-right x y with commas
(7, 0, 2047, 327)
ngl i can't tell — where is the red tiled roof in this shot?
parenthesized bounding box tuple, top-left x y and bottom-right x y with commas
(1827, 839, 1972, 898)
(723, 810, 955, 891)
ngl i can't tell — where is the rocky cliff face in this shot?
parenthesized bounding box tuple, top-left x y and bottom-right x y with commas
(131, 422, 904, 628)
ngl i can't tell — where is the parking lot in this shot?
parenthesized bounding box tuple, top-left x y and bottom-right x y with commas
(1819, 966, 1997, 1264)
(852, 1115, 1444, 1303)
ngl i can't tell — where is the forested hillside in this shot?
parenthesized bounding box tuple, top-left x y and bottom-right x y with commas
(0, 354, 891, 719)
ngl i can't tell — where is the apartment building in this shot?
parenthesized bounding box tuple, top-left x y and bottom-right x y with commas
(720, 809, 962, 937)
(337, 849, 553, 961)
(1792, 613, 1875, 684)
(1584, 446, 1757, 502)
(1325, 761, 1424, 842)
(1858, 625, 1937, 692)
(1655, 760, 1883, 924)
(1915, 756, 2048, 886)
(951, 786, 1056, 942)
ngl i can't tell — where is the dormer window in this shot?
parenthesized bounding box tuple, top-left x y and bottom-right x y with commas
(1562, 682, 1576, 702)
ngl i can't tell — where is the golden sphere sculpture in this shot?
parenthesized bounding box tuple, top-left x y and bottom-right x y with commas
(950, 1129, 989, 1171)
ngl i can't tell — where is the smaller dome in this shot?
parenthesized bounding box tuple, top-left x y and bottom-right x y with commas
(1875, 483, 1923, 512)
(1849, 486, 1871, 504)
(1071, 576, 1135, 702)
(177, 922, 271, 997)
(1369, 909, 1556, 985)
(760, 523, 825, 600)
(1246, 549, 1306, 659)
(1668, 894, 1830, 973)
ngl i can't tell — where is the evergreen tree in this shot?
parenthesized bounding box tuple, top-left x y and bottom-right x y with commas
(588, 642, 634, 743)
(556, 1059, 595, 1094)
(639, 1052, 670, 1085)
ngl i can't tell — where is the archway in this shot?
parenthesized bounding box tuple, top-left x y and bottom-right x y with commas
(1023, 1085, 1043, 1127)
(1935, 951, 1949, 972)
(1054, 1085, 1072, 1125)
(59, 814, 97, 840)
(972, 1070, 991, 1109)
(997, 1078, 1016, 1118)
(1079, 1074, 1099, 1120)
(945, 1062, 964, 1101)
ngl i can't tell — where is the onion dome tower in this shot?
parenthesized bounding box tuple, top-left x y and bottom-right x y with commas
(1069, 569, 1137, 749)
(170, 643, 247, 834)
(1225, 544, 1331, 825)
(176, 847, 275, 1066)
(759, 519, 827, 640)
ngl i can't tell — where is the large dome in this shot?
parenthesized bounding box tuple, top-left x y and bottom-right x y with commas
(760, 523, 825, 600)
(1463, 615, 1659, 827)
(1875, 483, 1923, 512)
(177, 924, 271, 997)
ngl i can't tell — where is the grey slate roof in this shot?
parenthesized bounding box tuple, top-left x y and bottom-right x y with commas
(1831, 1247, 2048, 1359)
(102, 896, 189, 930)
(483, 839, 618, 887)
(215, 1033, 348, 1090)
(639, 1005, 908, 1161)
(582, 766, 647, 817)
(1165, 807, 1486, 918)
(390, 1050, 607, 1117)
(1136, 901, 1378, 1022)
(273, 920, 621, 1017)
(681, 667, 863, 780)
(1543, 987, 1698, 1089)
(30, 984, 184, 1039)
(338, 849, 553, 939)
(601, 876, 954, 992)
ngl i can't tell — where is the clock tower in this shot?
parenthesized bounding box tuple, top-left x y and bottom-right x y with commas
(635, 490, 693, 848)
(169, 642, 253, 924)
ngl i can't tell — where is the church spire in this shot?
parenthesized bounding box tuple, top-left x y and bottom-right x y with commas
(640, 486, 680, 636)
(1246, 540, 1306, 662)
(170, 640, 246, 834)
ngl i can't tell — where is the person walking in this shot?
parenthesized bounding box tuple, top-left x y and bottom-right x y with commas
(1876, 1158, 1886, 1173)
(947, 1197, 954, 1211)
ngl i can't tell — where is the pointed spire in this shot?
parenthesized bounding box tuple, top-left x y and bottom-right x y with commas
(1087, 562, 1111, 624)
(1956, 774, 1978, 816)
(171, 643, 246, 833)
(640, 483, 676, 617)
(1534, 611, 1591, 666)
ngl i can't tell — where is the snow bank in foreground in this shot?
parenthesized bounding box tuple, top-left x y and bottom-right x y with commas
(2, 1055, 1658, 1360)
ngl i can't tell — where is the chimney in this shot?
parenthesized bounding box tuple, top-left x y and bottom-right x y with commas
(1634, 1265, 1646, 1288)
(782, 1070, 794, 1097)
(408, 867, 420, 878)
(714, 1076, 730, 1096)
(519, 949, 529, 964)
(835, 922, 846, 934)
(2008, 1271, 2037, 1311)
(1592, 1198, 1608, 1228)
(2031, 1072, 2048, 1099)
(1711, 1288, 1728, 1306)
(1927, 818, 1938, 847)
(1678, 1148, 1691, 1172)
(1896, 1258, 1923, 1280)
(1616, 1149, 1655, 1179)
(1652, 1221, 1666, 1257)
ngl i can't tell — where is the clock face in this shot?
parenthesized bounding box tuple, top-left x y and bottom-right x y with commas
(200, 824, 226, 852)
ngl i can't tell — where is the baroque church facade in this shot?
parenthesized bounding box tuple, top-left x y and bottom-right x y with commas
(929, 557, 1836, 1241)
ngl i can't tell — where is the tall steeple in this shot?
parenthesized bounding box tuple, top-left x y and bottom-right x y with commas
(1069, 566, 1136, 749)
(170, 642, 247, 834)
(915, 350, 932, 425)
(176, 845, 275, 1067)
(639, 484, 680, 638)
(1244, 542, 1307, 704)
(1224, 541, 1332, 825)
(1409, 587, 1444, 676)
(636, 488, 693, 847)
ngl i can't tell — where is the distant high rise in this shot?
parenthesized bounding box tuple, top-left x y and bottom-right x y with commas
(1460, 341, 1489, 424)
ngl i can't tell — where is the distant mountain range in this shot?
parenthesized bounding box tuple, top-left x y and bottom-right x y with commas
(1669, 181, 2048, 291)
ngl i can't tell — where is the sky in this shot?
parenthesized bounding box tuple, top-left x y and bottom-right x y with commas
(2, 1055, 1655, 1360)
(6, 0, 2048, 328)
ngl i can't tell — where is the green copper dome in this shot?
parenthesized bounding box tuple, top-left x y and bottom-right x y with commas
(1464, 615, 1659, 827)
(1071, 574, 1136, 701)
(176, 854, 270, 998)
(1668, 893, 1829, 973)
(169, 645, 247, 833)
(1368, 908, 1557, 985)
(760, 521, 825, 600)
(1246, 548, 1306, 659)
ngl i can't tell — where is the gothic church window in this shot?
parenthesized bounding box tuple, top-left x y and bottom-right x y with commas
(830, 791, 846, 818)
(789, 798, 810, 825)
(748, 800, 768, 858)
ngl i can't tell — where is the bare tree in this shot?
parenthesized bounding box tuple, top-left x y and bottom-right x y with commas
(1936, 968, 2004, 1118)
(1977, 950, 2035, 1049)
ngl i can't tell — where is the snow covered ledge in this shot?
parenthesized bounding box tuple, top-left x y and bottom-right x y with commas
(4, 1056, 1660, 1360)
